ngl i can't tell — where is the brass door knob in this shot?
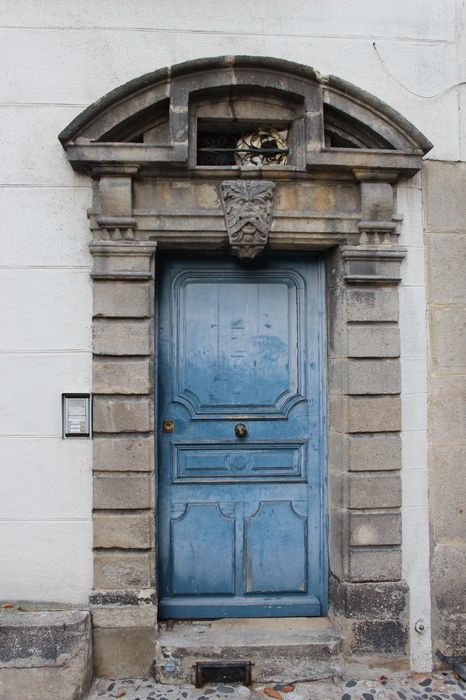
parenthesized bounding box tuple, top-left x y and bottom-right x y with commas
(234, 423, 248, 438)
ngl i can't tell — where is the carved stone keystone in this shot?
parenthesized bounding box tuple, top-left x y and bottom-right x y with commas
(220, 180, 276, 260)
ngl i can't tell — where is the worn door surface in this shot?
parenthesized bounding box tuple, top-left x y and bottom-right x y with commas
(157, 255, 326, 618)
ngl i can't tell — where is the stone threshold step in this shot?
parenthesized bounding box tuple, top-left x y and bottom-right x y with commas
(155, 618, 342, 684)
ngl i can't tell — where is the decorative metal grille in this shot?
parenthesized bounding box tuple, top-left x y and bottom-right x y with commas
(197, 126, 288, 166)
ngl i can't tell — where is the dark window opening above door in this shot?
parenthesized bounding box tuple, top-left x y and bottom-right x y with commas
(197, 121, 290, 166)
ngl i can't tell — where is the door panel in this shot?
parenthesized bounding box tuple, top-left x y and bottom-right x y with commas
(170, 502, 235, 595)
(158, 255, 326, 618)
(244, 501, 307, 594)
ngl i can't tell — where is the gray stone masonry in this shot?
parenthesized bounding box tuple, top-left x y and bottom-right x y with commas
(327, 239, 406, 660)
(91, 238, 157, 677)
(424, 160, 466, 660)
(0, 609, 92, 700)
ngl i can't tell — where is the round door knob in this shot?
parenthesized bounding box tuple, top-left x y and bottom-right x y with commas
(234, 423, 248, 438)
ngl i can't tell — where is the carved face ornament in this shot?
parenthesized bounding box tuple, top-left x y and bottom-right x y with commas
(220, 181, 276, 260)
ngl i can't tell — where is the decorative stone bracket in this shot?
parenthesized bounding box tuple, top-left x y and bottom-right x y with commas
(356, 174, 399, 246)
(220, 180, 276, 260)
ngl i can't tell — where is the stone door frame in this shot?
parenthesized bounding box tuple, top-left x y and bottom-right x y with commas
(59, 56, 432, 677)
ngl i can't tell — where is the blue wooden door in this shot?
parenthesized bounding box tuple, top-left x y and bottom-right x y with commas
(157, 255, 326, 618)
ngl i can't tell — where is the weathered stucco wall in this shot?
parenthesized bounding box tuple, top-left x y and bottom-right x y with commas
(0, 0, 464, 668)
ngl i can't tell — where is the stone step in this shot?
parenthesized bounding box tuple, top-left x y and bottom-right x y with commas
(155, 618, 342, 685)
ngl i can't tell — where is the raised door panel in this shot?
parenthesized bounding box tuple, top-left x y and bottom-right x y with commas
(244, 501, 307, 594)
(172, 270, 305, 419)
(173, 442, 306, 481)
(170, 502, 235, 595)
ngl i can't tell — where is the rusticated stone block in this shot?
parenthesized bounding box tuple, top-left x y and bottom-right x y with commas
(329, 575, 408, 619)
(329, 396, 401, 433)
(93, 358, 151, 394)
(432, 545, 466, 614)
(93, 474, 151, 510)
(94, 552, 152, 589)
(429, 307, 466, 373)
(93, 397, 152, 433)
(348, 473, 401, 509)
(424, 160, 466, 232)
(348, 433, 401, 471)
(348, 548, 402, 582)
(329, 359, 400, 395)
(93, 282, 151, 318)
(429, 446, 466, 542)
(91, 604, 157, 628)
(427, 233, 466, 304)
(346, 288, 398, 322)
(93, 512, 151, 548)
(351, 620, 408, 655)
(328, 431, 401, 474)
(348, 324, 400, 358)
(429, 375, 466, 444)
(93, 627, 156, 677)
(93, 436, 153, 472)
(435, 613, 466, 656)
(349, 511, 401, 546)
(330, 471, 401, 509)
(93, 319, 151, 356)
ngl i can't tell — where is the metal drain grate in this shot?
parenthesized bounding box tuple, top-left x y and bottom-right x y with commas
(194, 661, 253, 688)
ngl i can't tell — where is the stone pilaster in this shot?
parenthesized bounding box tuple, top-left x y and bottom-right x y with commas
(89, 173, 157, 677)
(327, 179, 409, 665)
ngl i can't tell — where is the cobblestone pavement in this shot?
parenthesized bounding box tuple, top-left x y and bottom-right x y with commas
(86, 674, 466, 700)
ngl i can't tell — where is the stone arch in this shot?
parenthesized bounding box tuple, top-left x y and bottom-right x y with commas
(60, 55, 431, 171)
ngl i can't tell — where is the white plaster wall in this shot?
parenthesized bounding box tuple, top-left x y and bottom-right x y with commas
(0, 0, 462, 636)
(398, 175, 432, 671)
